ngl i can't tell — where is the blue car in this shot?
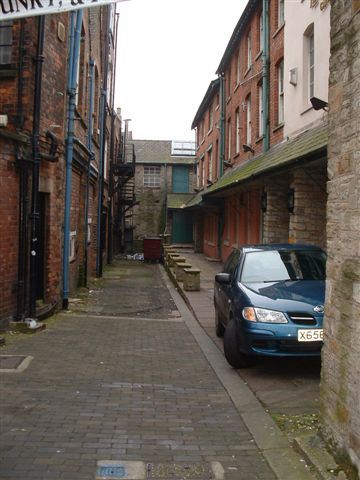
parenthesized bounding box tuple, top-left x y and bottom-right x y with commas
(214, 244, 326, 368)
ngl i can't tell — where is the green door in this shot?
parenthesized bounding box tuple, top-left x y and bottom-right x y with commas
(172, 166, 189, 193)
(172, 211, 193, 243)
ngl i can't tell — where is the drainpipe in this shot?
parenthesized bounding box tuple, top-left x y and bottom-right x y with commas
(29, 15, 45, 319)
(262, 0, 270, 152)
(96, 8, 111, 277)
(15, 19, 27, 321)
(216, 74, 226, 259)
(219, 74, 226, 177)
(83, 58, 95, 286)
(62, 10, 83, 309)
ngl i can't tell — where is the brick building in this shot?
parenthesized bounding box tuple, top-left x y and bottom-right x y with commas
(321, 0, 360, 472)
(132, 139, 196, 247)
(188, 0, 329, 262)
(0, 8, 124, 327)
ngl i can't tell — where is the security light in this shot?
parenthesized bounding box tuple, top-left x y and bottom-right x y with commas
(310, 97, 328, 111)
(243, 144, 255, 154)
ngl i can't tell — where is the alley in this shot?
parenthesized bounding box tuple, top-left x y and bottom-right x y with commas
(0, 259, 314, 480)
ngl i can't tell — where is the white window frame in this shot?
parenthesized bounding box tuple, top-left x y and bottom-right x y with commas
(259, 11, 264, 53)
(69, 231, 76, 262)
(258, 84, 263, 137)
(201, 157, 205, 186)
(227, 118, 232, 161)
(247, 32, 252, 69)
(246, 96, 252, 145)
(278, 0, 285, 27)
(208, 148, 213, 182)
(144, 166, 161, 188)
(208, 105, 213, 132)
(309, 32, 314, 99)
(235, 109, 240, 154)
(278, 60, 284, 124)
(236, 49, 241, 85)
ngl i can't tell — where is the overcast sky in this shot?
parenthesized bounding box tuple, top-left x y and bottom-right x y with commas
(115, 0, 246, 141)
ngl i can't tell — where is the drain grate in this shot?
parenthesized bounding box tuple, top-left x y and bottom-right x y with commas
(146, 463, 214, 480)
(0, 355, 27, 369)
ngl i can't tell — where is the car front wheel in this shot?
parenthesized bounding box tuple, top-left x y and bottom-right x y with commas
(223, 318, 254, 368)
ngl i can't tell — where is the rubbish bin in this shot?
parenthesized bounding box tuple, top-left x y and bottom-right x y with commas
(143, 237, 162, 262)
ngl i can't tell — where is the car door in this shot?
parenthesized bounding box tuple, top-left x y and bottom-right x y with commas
(215, 249, 240, 325)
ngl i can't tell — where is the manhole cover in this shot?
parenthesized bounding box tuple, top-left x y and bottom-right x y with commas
(0, 355, 27, 369)
(147, 463, 213, 480)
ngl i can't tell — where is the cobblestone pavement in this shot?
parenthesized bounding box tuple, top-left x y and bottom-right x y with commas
(0, 260, 278, 480)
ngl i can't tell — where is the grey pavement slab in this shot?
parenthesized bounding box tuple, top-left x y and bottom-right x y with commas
(0, 260, 280, 480)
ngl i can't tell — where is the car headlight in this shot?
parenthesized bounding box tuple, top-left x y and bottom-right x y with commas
(242, 307, 288, 323)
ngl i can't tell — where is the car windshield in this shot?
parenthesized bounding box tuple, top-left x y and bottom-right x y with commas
(240, 249, 326, 283)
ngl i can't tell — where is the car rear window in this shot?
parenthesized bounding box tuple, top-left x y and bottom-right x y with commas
(240, 250, 326, 283)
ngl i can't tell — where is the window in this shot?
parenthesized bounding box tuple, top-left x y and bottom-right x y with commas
(227, 118, 232, 161)
(69, 231, 77, 262)
(236, 49, 241, 85)
(259, 11, 264, 53)
(227, 65, 232, 97)
(87, 218, 92, 244)
(278, 0, 285, 27)
(235, 109, 240, 153)
(303, 24, 315, 103)
(208, 105, 213, 132)
(246, 96, 252, 145)
(0, 21, 12, 66)
(144, 166, 161, 187)
(201, 157, 205, 186)
(247, 32, 252, 69)
(208, 148, 213, 182)
(309, 32, 314, 99)
(258, 84, 263, 137)
(278, 60, 284, 124)
(201, 119, 205, 141)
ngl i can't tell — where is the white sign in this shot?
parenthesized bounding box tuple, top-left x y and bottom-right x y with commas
(0, 0, 129, 21)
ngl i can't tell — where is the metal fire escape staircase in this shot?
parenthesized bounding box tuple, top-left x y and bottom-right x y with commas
(111, 143, 137, 245)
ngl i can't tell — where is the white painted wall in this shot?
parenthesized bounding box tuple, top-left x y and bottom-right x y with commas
(284, 0, 330, 138)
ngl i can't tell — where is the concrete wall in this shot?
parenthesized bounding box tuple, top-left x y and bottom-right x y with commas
(321, 0, 360, 473)
(284, 0, 330, 137)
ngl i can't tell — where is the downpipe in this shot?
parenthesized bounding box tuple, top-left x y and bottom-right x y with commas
(62, 11, 83, 309)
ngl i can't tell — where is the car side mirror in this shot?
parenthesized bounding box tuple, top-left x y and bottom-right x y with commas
(215, 273, 231, 285)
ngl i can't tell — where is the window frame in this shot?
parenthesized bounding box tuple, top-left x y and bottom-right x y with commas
(247, 31, 252, 70)
(143, 165, 161, 188)
(235, 108, 240, 154)
(278, 60, 284, 124)
(0, 21, 13, 67)
(246, 96, 252, 145)
(69, 231, 77, 262)
(258, 84, 263, 137)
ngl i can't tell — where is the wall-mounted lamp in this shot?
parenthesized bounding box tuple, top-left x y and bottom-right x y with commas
(287, 188, 295, 213)
(310, 96, 328, 111)
(224, 160, 233, 168)
(243, 143, 255, 154)
(261, 190, 267, 213)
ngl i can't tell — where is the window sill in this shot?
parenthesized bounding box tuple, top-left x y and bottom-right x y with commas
(234, 152, 240, 159)
(207, 128, 213, 135)
(273, 123, 284, 133)
(300, 105, 313, 115)
(226, 95, 232, 104)
(223, 240, 230, 246)
(255, 135, 264, 144)
(272, 22, 285, 39)
(234, 82, 240, 93)
(255, 50, 263, 61)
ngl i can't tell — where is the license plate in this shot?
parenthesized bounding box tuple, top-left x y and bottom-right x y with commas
(297, 329, 323, 342)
